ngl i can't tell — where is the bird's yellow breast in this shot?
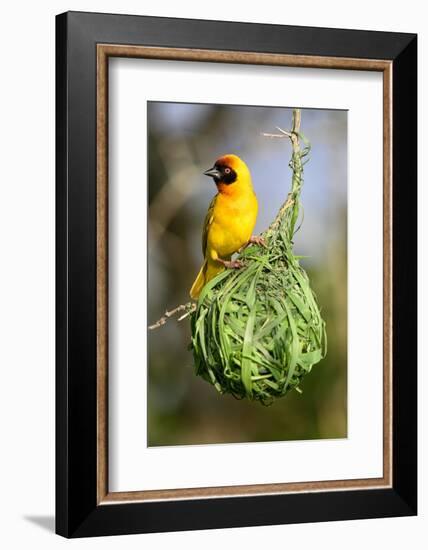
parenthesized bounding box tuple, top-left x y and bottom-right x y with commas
(207, 190, 258, 260)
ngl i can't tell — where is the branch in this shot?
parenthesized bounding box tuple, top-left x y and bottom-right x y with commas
(263, 108, 302, 236)
(261, 113, 301, 152)
(292, 109, 301, 134)
(148, 301, 196, 330)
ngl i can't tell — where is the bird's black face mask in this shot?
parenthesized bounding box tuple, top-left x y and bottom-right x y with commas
(203, 164, 237, 185)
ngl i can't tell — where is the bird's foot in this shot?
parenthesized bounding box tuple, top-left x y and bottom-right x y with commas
(218, 258, 244, 269)
(237, 235, 267, 254)
(249, 235, 267, 247)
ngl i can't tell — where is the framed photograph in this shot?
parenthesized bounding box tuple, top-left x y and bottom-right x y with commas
(56, 11, 417, 538)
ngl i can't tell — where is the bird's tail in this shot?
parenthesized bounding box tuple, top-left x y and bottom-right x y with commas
(190, 260, 208, 300)
(190, 260, 225, 300)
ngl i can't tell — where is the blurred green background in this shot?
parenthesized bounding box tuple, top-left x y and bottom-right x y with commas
(147, 102, 347, 446)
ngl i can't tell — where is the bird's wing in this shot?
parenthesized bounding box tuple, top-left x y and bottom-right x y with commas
(202, 195, 217, 255)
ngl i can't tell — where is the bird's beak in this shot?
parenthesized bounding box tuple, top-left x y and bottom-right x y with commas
(203, 167, 222, 179)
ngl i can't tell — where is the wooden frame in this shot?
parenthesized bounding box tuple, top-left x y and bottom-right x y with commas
(56, 11, 417, 538)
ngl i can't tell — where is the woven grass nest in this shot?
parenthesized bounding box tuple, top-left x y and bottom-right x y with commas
(190, 110, 327, 405)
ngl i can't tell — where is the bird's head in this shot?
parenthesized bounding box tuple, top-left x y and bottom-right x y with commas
(203, 154, 252, 193)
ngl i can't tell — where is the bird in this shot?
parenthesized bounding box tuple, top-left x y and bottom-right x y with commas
(189, 154, 264, 300)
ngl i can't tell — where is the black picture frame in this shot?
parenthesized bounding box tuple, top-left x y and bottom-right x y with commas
(56, 10, 417, 538)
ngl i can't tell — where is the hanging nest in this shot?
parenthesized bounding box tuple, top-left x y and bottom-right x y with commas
(190, 109, 327, 405)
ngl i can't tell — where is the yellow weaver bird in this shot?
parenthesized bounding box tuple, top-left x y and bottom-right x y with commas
(190, 154, 264, 300)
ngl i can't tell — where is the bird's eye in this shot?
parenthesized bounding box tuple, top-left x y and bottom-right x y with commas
(224, 167, 231, 174)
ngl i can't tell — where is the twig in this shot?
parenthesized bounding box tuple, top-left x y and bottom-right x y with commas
(261, 119, 300, 146)
(290, 109, 301, 153)
(148, 302, 196, 330)
(275, 126, 292, 137)
(261, 132, 288, 139)
(263, 108, 302, 237)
